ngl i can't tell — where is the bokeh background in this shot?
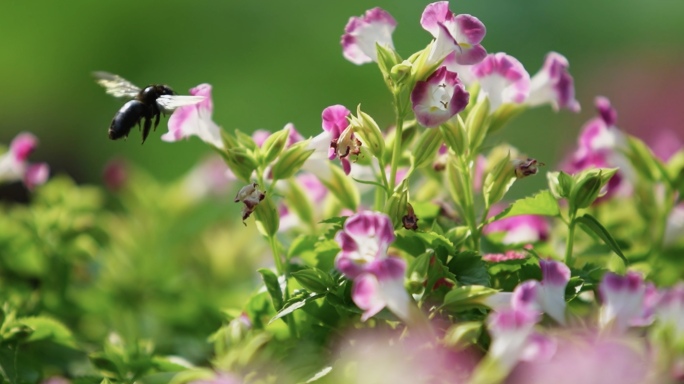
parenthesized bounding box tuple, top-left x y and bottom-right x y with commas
(1, 0, 683, 191)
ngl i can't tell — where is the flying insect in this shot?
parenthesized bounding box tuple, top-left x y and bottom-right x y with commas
(94, 71, 203, 143)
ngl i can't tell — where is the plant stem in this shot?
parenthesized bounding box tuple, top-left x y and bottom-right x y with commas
(564, 211, 577, 266)
(389, 94, 405, 190)
(459, 156, 480, 250)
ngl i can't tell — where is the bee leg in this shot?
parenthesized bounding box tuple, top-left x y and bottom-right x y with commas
(154, 110, 161, 131)
(141, 116, 152, 144)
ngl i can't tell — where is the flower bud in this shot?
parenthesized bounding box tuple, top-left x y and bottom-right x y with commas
(350, 105, 385, 159)
(390, 60, 413, 85)
(439, 115, 468, 155)
(259, 126, 290, 166)
(270, 140, 314, 181)
(411, 127, 443, 169)
(221, 147, 258, 182)
(402, 203, 419, 231)
(376, 43, 402, 84)
(465, 97, 491, 153)
(570, 168, 617, 209)
(384, 180, 409, 229)
(547, 171, 573, 199)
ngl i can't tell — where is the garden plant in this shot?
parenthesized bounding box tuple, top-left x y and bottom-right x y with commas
(2, 2, 684, 384)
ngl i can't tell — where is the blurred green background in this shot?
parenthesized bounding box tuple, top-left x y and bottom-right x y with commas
(1, 0, 683, 188)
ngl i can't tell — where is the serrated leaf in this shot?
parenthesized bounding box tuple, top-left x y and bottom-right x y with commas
(448, 252, 490, 287)
(16, 316, 76, 347)
(292, 268, 334, 294)
(576, 214, 627, 266)
(269, 292, 325, 324)
(258, 269, 284, 311)
(493, 190, 560, 221)
(287, 235, 319, 260)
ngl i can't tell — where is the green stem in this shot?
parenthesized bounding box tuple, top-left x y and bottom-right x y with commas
(389, 95, 405, 190)
(268, 236, 298, 337)
(564, 211, 577, 266)
(459, 156, 480, 250)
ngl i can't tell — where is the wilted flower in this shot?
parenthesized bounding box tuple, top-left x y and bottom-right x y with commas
(527, 52, 580, 112)
(402, 203, 419, 230)
(234, 183, 266, 224)
(335, 211, 411, 321)
(472, 53, 530, 112)
(411, 66, 469, 127)
(341, 8, 397, 65)
(0, 132, 49, 189)
(163, 83, 224, 149)
(420, 1, 487, 66)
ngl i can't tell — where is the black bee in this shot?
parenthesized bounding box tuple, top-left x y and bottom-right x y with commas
(94, 71, 203, 143)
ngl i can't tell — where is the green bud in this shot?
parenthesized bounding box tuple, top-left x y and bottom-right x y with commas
(411, 126, 443, 169)
(547, 171, 573, 199)
(234, 129, 258, 151)
(320, 165, 359, 211)
(443, 322, 482, 349)
(376, 43, 401, 87)
(465, 97, 490, 153)
(220, 147, 258, 182)
(390, 60, 413, 85)
(439, 115, 468, 155)
(270, 140, 314, 181)
(446, 156, 468, 211)
(482, 150, 516, 209)
(445, 226, 471, 248)
(260, 126, 290, 166)
(570, 168, 618, 209)
(488, 103, 524, 134)
(409, 40, 443, 82)
(350, 105, 385, 159)
(254, 193, 279, 237)
(384, 180, 409, 229)
(283, 179, 315, 228)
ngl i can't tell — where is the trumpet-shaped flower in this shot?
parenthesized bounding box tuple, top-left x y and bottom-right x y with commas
(335, 211, 411, 321)
(163, 84, 224, 149)
(599, 271, 647, 332)
(321, 105, 361, 175)
(0, 132, 49, 189)
(487, 306, 541, 371)
(472, 53, 530, 112)
(342, 8, 397, 65)
(420, 1, 487, 65)
(527, 52, 580, 112)
(411, 66, 469, 127)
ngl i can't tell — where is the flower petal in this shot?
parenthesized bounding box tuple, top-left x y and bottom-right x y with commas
(342, 8, 397, 65)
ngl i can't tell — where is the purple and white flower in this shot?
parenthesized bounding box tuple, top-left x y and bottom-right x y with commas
(411, 66, 469, 127)
(598, 271, 648, 332)
(320, 105, 361, 175)
(472, 53, 530, 112)
(163, 83, 225, 149)
(0, 132, 49, 189)
(335, 211, 411, 321)
(487, 306, 541, 372)
(527, 52, 580, 112)
(420, 1, 487, 66)
(342, 8, 397, 65)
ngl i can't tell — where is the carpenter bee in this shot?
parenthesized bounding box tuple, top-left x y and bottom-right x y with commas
(94, 71, 203, 143)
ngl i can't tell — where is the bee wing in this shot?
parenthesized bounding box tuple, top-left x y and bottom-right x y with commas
(93, 71, 141, 99)
(156, 95, 205, 112)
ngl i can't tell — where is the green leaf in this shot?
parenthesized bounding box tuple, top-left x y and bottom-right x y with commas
(576, 214, 627, 266)
(448, 251, 490, 287)
(292, 268, 334, 294)
(320, 166, 359, 211)
(16, 316, 76, 347)
(258, 268, 284, 311)
(492, 190, 560, 221)
(269, 292, 325, 324)
(441, 285, 499, 312)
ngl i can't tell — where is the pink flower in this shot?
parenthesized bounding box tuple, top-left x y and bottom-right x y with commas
(599, 271, 648, 332)
(341, 8, 397, 65)
(472, 53, 530, 112)
(0, 132, 49, 189)
(484, 214, 549, 245)
(420, 2, 487, 66)
(163, 84, 224, 149)
(527, 52, 580, 112)
(411, 66, 469, 127)
(335, 211, 410, 321)
(321, 105, 360, 175)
